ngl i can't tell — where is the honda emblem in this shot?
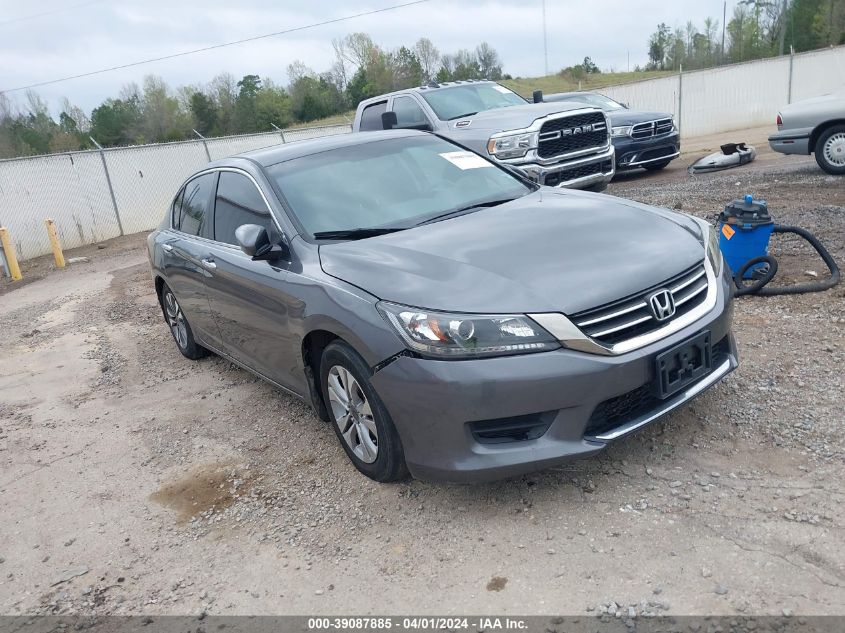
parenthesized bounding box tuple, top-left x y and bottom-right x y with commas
(647, 289, 676, 321)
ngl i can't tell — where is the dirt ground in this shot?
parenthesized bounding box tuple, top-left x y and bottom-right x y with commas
(1, 130, 844, 617)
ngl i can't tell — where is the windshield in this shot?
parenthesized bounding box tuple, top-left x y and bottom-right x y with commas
(266, 136, 532, 238)
(557, 93, 625, 111)
(421, 83, 527, 120)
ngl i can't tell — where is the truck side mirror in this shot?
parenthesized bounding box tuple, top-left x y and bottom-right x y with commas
(381, 111, 398, 130)
(532, 90, 544, 103)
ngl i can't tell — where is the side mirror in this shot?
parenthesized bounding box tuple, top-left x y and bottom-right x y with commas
(235, 224, 288, 261)
(532, 90, 544, 103)
(381, 111, 398, 130)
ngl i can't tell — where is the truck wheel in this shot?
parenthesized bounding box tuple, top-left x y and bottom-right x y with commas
(644, 160, 671, 171)
(815, 125, 845, 175)
(583, 181, 608, 193)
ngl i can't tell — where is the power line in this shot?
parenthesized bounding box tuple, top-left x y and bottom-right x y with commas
(1, 0, 430, 93)
(0, 0, 104, 27)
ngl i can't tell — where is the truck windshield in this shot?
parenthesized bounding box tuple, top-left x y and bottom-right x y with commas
(266, 135, 532, 239)
(420, 84, 527, 120)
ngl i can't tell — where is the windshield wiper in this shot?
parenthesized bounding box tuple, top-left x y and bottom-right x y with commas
(448, 112, 478, 120)
(313, 227, 407, 241)
(416, 198, 518, 226)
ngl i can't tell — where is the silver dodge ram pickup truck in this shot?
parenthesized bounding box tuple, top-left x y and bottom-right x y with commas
(353, 80, 615, 191)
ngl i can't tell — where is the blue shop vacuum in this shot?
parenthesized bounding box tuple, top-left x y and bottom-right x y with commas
(718, 195, 840, 296)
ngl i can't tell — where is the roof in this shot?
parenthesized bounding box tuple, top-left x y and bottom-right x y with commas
(212, 129, 426, 168)
(361, 79, 501, 102)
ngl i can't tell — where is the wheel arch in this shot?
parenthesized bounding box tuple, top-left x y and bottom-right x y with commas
(810, 119, 845, 155)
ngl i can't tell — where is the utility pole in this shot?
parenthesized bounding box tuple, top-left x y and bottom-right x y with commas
(542, 0, 549, 75)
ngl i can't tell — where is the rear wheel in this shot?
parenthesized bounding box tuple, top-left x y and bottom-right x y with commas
(320, 341, 407, 482)
(814, 125, 845, 175)
(644, 159, 671, 171)
(160, 283, 207, 360)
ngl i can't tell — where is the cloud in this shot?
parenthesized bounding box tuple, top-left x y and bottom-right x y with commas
(0, 0, 734, 113)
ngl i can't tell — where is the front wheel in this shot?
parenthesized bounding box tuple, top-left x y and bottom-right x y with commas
(815, 125, 845, 175)
(644, 159, 671, 171)
(320, 341, 408, 482)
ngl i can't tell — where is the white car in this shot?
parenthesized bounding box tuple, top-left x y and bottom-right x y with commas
(769, 92, 845, 175)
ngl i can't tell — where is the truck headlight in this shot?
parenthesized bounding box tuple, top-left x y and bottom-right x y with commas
(611, 125, 632, 138)
(378, 302, 560, 358)
(486, 132, 537, 160)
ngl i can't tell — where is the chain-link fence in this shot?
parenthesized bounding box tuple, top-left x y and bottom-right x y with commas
(0, 123, 351, 262)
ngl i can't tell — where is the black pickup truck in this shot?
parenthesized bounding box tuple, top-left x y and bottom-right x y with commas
(543, 91, 680, 172)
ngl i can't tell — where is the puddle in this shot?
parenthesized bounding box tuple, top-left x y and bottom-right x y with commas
(149, 461, 255, 521)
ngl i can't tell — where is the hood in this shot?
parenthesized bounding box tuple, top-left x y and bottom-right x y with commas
(449, 101, 592, 132)
(319, 190, 704, 315)
(780, 92, 845, 117)
(607, 110, 674, 125)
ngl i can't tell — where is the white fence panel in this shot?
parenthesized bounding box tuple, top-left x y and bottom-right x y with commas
(602, 76, 680, 121)
(791, 47, 845, 102)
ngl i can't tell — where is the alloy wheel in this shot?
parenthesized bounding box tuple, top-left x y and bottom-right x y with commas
(823, 132, 845, 167)
(326, 365, 379, 464)
(163, 290, 188, 350)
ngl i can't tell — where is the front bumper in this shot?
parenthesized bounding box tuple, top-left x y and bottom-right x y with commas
(508, 144, 616, 189)
(371, 263, 737, 483)
(613, 131, 681, 169)
(768, 130, 811, 155)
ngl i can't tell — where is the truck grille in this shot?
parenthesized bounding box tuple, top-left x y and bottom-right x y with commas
(572, 263, 708, 346)
(631, 118, 674, 139)
(538, 112, 607, 158)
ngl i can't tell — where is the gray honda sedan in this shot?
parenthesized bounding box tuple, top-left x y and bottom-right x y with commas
(148, 130, 737, 483)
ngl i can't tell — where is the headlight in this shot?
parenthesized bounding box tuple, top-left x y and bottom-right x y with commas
(705, 223, 723, 274)
(378, 302, 560, 358)
(486, 132, 537, 160)
(611, 125, 632, 138)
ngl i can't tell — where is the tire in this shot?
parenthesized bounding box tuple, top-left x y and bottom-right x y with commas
(583, 181, 608, 193)
(320, 341, 408, 482)
(160, 283, 207, 360)
(644, 160, 671, 172)
(814, 125, 845, 175)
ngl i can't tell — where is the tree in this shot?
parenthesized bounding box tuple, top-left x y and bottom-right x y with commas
(190, 92, 217, 135)
(414, 37, 440, 82)
(235, 74, 262, 132)
(475, 42, 503, 79)
(390, 46, 423, 89)
(90, 96, 141, 146)
(648, 23, 672, 69)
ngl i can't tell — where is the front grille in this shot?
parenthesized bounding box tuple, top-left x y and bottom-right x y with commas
(631, 118, 674, 140)
(584, 336, 731, 438)
(572, 263, 708, 346)
(469, 412, 555, 444)
(538, 112, 607, 158)
(543, 159, 613, 187)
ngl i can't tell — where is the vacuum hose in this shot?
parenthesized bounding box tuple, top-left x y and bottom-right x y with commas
(733, 225, 841, 296)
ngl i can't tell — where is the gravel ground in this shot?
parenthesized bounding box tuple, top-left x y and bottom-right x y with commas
(0, 140, 843, 618)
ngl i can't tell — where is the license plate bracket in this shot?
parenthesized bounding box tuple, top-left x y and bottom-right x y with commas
(655, 331, 712, 399)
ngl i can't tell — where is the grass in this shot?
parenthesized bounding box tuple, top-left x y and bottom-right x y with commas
(288, 111, 355, 129)
(500, 70, 674, 98)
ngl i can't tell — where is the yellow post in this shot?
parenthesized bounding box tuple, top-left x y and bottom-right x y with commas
(0, 227, 22, 281)
(44, 219, 65, 268)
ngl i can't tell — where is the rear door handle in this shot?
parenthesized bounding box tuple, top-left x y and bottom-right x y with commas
(201, 257, 217, 270)
(162, 243, 173, 252)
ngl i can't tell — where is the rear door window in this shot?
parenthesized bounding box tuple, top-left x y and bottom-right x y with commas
(213, 171, 275, 246)
(359, 101, 387, 131)
(178, 173, 216, 238)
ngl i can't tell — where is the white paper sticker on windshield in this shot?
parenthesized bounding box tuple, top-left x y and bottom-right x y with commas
(492, 85, 512, 94)
(439, 151, 492, 170)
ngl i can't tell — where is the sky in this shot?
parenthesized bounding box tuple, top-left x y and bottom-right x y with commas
(0, 0, 737, 114)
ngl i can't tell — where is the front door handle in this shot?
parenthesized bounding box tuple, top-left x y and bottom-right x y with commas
(162, 243, 173, 252)
(201, 257, 217, 270)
